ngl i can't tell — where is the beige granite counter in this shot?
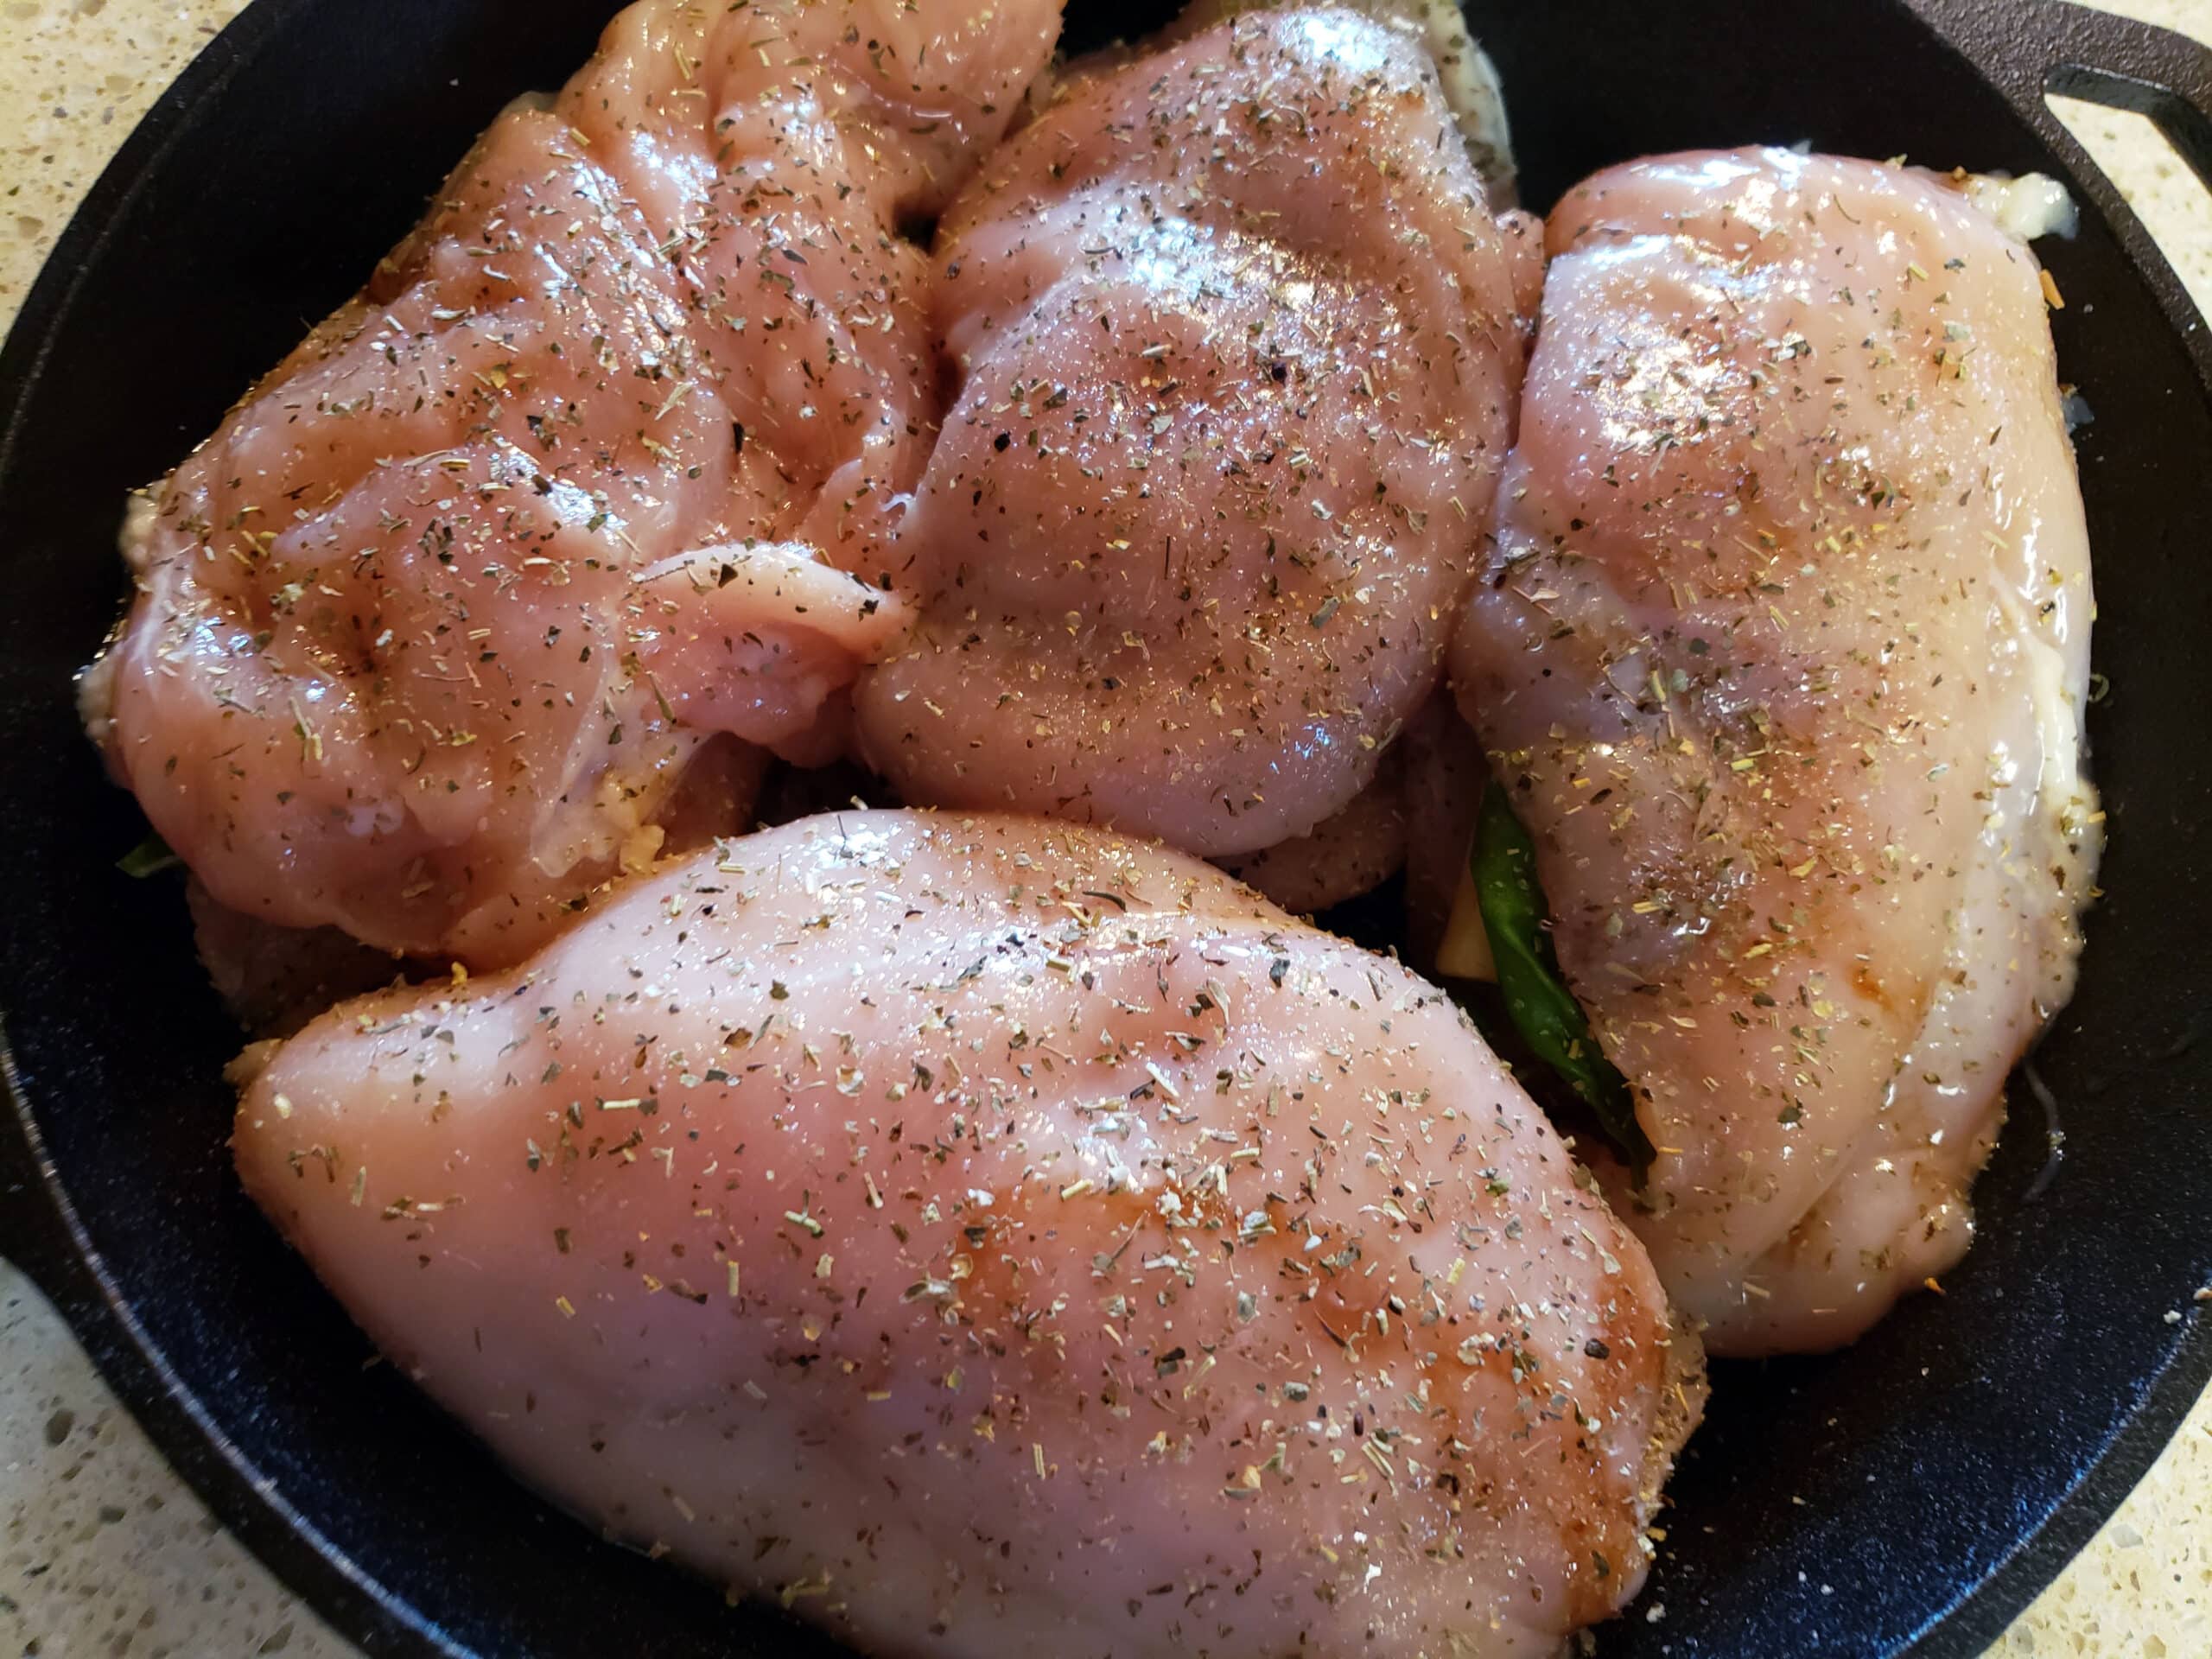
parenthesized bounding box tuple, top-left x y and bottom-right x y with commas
(1, 0, 2209, 1653)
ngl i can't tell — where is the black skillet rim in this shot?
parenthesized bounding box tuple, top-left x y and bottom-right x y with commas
(2, 1, 2210, 1655)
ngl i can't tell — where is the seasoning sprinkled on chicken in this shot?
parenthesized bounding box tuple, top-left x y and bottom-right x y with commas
(236, 808, 1701, 1657)
(1448, 149, 2099, 1355)
(84, 0, 1063, 964)
(855, 9, 1541, 863)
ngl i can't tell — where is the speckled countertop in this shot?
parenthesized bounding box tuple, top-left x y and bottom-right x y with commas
(2, 1, 2209, 1654)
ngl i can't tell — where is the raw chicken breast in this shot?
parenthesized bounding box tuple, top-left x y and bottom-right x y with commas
(85, 0, 1060, 965)
(1450, 149, 2098, 1355)
(1162, 0, 1517, 200)
(1216, 741, 1408, 915)
(855, 10, 1541, 861)
(235, 810, 1701, 1656)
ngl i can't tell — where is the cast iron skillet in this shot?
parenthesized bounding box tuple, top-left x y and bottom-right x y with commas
(2, 1, 2209, 1654)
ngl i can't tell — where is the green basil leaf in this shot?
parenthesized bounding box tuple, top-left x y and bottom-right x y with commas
(1472, 782, 1656, 1181)
(117, 832, 181, 879)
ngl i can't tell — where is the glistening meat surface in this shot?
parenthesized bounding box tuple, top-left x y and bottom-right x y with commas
(1450, 149, 2099, 1355)
(86, 0, 1061, 965)
(856, 9, 1540, 861)
(235, 810, 1701, 1657)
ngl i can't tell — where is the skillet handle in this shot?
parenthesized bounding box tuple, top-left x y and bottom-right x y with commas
(1905, 0, 2212, 186)
(2041, 5, 2212, 188)
(1903, 0, 2212, 397)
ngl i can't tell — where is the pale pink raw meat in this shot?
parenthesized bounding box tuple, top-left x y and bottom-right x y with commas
(1450, 149, 2099, 1355)
(1216, 741, 1408, 915)
(86, 0, 1060, 965)
(235, 810, 1701, 1657)
(855, 9, 1541, 861)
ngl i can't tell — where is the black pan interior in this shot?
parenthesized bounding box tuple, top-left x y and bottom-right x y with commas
(1, 2, 2209, 1656)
